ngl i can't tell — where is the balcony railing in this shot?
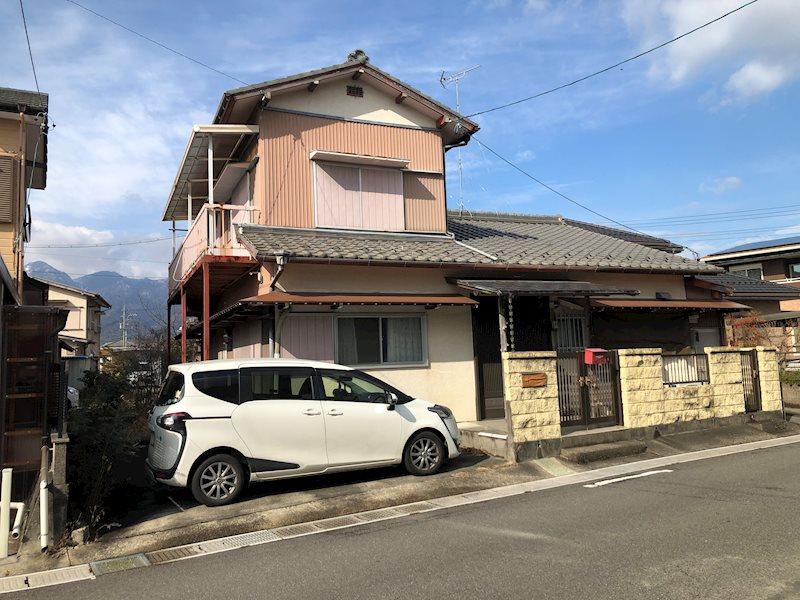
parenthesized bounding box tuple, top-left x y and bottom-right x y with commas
(168, 203, 256, 293)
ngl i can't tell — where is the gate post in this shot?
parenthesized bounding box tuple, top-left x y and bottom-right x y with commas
(618, 348, 664, 428)
(706, 347, 746, 418)
(755, 346, 782, 412)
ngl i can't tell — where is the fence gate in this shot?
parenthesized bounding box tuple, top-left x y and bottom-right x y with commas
(741, 349, 761, 413)
(557, 350, 621, 430)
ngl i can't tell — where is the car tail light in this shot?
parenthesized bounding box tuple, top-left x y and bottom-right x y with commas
(157, 411, 191, 433)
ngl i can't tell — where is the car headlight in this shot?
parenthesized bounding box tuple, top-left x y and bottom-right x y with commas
(428, 404, 453, 419)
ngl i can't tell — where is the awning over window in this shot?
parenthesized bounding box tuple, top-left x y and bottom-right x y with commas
(455, 279, 638, 296)
(309, 150, 411, 169)
(243, 291, 477, 306)
(591, 299, 750, 311)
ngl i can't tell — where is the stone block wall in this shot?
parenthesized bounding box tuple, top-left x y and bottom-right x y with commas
(706, 347, 746, 417)
(618, 348, 665, 428)
(501, 351, 560, 443)
(756, 346, 782, 411)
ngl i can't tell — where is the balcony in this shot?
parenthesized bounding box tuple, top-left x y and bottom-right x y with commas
(168, 203, 255, 294)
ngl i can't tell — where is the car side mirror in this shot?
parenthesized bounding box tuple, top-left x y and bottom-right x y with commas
(387, 392, 398, 411)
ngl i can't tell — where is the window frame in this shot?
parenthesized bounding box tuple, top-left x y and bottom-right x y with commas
(239, 366, 318, 403)
(333, 313, 428, 369)
(787, 262, 800, 279)
(729, 263, 763, 280)
(312, 161, 405, 232)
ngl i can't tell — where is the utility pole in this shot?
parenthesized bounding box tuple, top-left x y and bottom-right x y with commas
(440, 65, 480, 214)
(120, 305, 136, 349)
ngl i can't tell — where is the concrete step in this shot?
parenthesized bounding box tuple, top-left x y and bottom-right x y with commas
(560, 426, 632, 449)
(459, 429, 508, 459)
(560, 440, 647, 464)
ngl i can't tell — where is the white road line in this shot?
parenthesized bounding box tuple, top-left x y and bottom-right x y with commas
(167, 496, 185, 512)
(583, 469, 673, 488)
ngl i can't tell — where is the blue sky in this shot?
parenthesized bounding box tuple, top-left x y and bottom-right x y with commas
(1, 0, 798, 277)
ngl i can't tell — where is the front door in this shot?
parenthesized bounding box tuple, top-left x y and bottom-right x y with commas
(232, 367, 327, 475)
(473, 297, 504, 419)
(691, 327, 721, 352)
(557, 350, 621, 430)
(317, 369, 403, 466)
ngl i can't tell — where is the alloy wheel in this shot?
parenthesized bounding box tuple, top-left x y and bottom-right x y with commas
(410, 437, 440, 471)
(199, 461, 238, 501)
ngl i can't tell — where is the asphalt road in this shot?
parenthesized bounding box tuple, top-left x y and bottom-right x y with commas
(16, 443, 800, 599)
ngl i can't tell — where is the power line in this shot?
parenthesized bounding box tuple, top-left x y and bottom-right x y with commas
(18, 0, 42, 96)
(28, 250, 169, 265)
(467, 0, 760, 118)
(62, 0, 249, 86)
(626, 203, 800, 226)
(473, 137, 652, 236)
(28, 236, 180, 249)
(26, 269, 165, 280)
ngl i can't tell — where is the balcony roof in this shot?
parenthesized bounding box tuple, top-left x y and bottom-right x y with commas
(162, 124, 258, 222)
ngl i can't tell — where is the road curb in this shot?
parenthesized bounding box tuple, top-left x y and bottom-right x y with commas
(4, 432, 800, 594)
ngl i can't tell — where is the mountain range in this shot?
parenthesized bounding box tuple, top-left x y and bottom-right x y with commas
(25, 261, 168, 343)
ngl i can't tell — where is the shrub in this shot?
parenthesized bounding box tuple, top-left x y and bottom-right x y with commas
(780, 369, 800, 386)
(66, 370, 139, 540)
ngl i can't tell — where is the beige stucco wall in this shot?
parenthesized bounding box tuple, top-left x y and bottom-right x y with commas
(579, 273, 688, 299)
(366, 306, 478, 422)
(500, 351, 560, 442)
(48, 286, 104, 356)
(269, 78, 437, 129)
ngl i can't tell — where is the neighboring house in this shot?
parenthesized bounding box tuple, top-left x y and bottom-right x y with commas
(702, 236, 800, 311)
(162, 51, 743, 425)
(27, 277, 110, 389)
(0, 87, 69, 484)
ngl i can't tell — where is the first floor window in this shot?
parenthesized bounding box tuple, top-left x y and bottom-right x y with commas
(336, 316, 424, 366)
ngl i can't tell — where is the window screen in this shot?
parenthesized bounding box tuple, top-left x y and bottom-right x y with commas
(192, 370, 239, 404)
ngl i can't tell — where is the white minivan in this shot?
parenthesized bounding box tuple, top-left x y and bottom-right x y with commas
(147, 359, 460, 506)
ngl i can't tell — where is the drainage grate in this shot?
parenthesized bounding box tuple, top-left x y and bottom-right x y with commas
(401, 501, 437, 513)
(146, 545, 202, 564)
(313, 515, 363, 531)
(428, 494, 471, 508)
(26, 565, 94, 589)
(272, 522, 321, 539)
(0, 575, 28, 593)
(199, 530, 279, 553)
(90, 553, 150, 576)
(355, 507, 406, 521)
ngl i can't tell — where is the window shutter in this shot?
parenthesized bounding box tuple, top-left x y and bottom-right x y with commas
(315, 163, 361, 229)
(360, 168, 404, 231)
(0, 155, 16, 223)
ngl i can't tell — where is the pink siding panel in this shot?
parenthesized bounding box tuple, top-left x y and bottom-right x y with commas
(315, 163, 361, 229)
(280, 315, 334, 362)
(361, 168, 404, 231)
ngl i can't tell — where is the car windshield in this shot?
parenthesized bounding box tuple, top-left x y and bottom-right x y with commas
(156, 371, 185, 406)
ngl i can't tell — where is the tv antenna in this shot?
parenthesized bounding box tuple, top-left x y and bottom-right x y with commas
(440, 65, 480, 214)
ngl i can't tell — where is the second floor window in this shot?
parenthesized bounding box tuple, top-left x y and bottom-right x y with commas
(729, 264, 763, 280)
(314, 162, 404, 232)
(788, 263, 800, 279)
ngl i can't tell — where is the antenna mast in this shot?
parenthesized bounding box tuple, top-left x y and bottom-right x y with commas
(440, 64, 480, 214)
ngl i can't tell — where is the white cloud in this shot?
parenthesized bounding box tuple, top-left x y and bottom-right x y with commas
(724, 61, 790, 99)
(622, 0, 800, 104)
(26, 221, 170, 278)
(514, 149, 536, 162)
(699, 176, 741, 195)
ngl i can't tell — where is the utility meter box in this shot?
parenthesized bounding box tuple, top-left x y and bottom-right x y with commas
(584, 348, 609, 365)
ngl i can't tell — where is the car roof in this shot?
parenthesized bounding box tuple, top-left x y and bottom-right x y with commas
(168, 358, 352, 374)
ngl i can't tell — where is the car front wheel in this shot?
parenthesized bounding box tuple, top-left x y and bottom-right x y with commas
(403, 431, 445, 476)
(191, 454, 245, 506)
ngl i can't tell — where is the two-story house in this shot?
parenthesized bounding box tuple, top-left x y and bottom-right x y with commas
(0, 87, 69, 480)
(702, 236, 800, 312)
(164, 51, 744, 424)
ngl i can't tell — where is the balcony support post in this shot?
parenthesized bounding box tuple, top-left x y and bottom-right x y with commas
(202, 260, 211, 360)
(207, 134, 215, 248)
(166, 301, 172, 371)
(187, 193, 193, 224)
(180, 285, 187, 363)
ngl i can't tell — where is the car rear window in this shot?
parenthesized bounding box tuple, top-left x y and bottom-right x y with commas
(156, 371, 185, 406)
(192, 369, 239, 404)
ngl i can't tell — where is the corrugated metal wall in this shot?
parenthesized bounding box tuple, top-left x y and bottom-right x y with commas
(259, 110, 446, 232)
(404, 172, 445, 232)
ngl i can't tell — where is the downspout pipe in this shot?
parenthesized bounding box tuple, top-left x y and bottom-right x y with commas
(267, 253, 288, 291)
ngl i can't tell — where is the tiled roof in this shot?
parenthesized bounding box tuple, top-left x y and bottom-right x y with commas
(239, 211, 720, 274)
(238, 225, 487, 264)
(447, 213, 718, 273)
(0, 86, 48, 115)
(696, 273, 800, 300)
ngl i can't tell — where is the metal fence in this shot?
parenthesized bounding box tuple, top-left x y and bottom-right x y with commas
(662, 353, 710, 386)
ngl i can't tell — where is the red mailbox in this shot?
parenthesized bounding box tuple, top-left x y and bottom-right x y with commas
(584, 348, 609, 365)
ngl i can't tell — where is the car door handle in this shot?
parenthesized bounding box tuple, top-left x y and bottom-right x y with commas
(327, 409, 343, 416)
(302, 408, 321, 416)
